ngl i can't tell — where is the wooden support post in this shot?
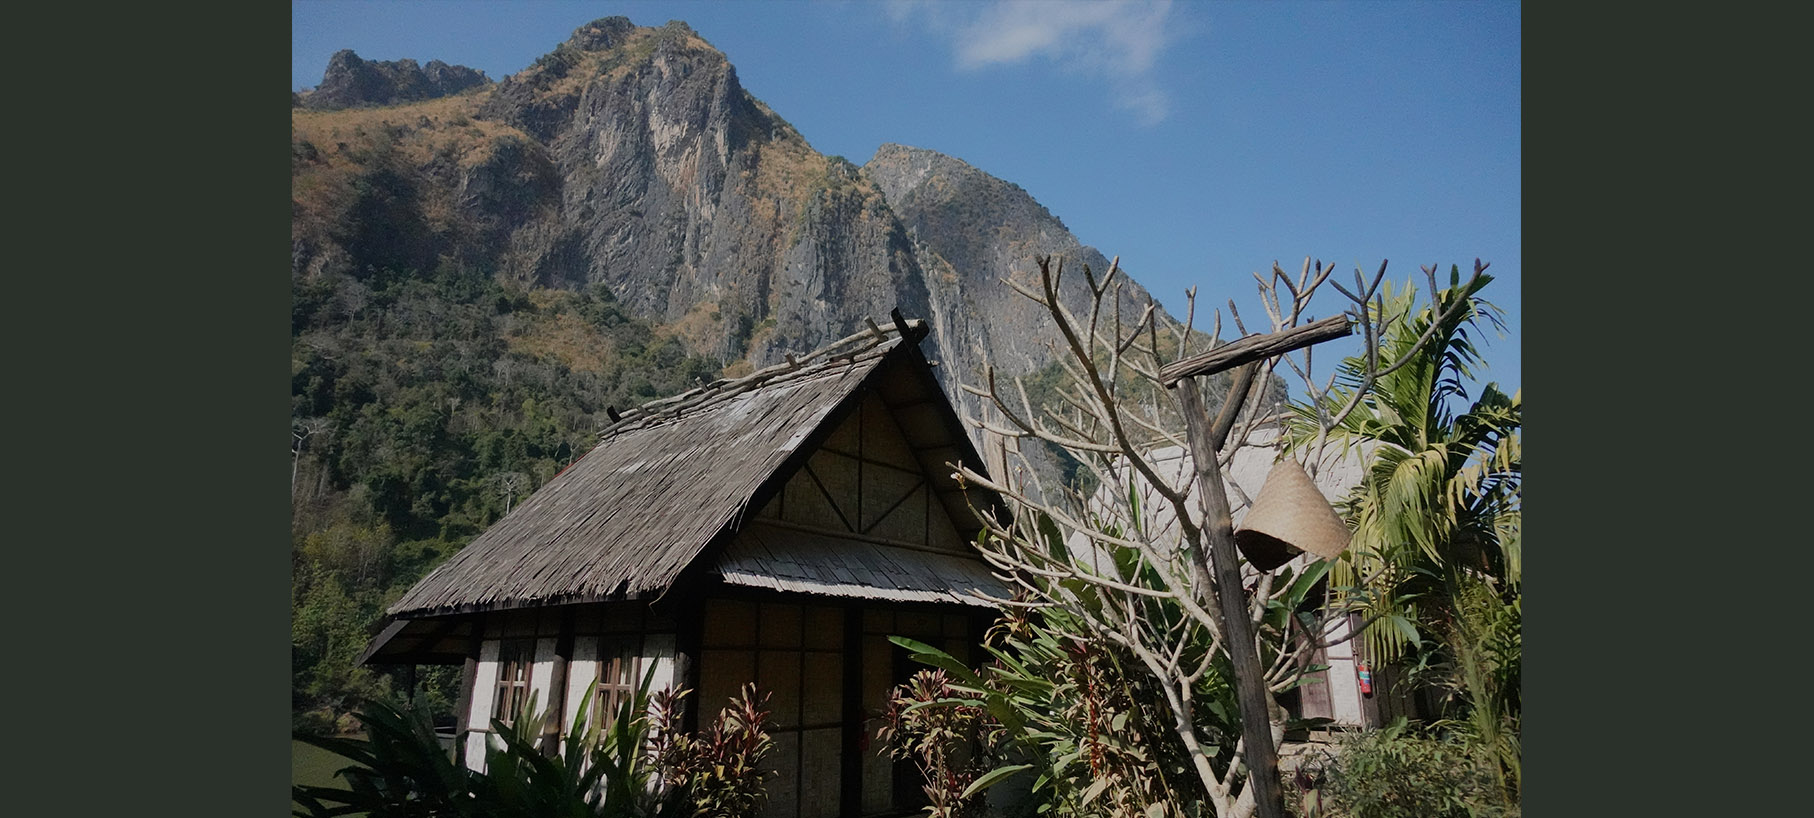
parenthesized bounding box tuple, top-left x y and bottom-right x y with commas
(673, 590, 704, 737)
(1165, 315, 1356, 817)
(840, 603, 864, 818)
(1177, 377, 1287, 818)
(542, 610, 574, 757)
(454, 619, 482, 770)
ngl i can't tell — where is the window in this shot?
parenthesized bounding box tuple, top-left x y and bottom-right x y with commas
(492, 639, 534, 726)
(593, 639, 642, 727)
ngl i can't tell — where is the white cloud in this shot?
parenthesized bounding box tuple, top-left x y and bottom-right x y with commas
(1114, 86, 1169, 128)
(888, 0, 1177, 126)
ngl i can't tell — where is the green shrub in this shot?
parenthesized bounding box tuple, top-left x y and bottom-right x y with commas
(1293, 719, 1516, 818)
(293, 679, 776, 818)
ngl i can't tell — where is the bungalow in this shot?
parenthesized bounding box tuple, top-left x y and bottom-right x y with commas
(360, 316, 1008, 818)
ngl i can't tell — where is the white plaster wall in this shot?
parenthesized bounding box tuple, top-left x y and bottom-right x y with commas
(464, 731, 490, 771)
(464, 639, 502, 771)
(529, 637, 559, 718)
(644, 633, 676, 693)
(565, 636, 600, 730)
(1324, 619, 1364, 726)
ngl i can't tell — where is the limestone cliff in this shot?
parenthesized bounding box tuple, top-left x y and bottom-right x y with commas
(291, 18, 1192, 450)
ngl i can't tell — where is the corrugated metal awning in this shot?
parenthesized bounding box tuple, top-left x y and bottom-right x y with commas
(714, 523, 1005, 607)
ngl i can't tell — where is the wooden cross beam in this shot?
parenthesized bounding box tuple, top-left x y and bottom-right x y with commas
(1160, 314, 1353, 386)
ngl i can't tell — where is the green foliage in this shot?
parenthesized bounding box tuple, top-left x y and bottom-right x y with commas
(474, 684, 667, 818)
(877, 668, 1006, 818)
(648, 683, 777, 818)
(292, 696, 479, 817)
(292, 561, 391, 728)
(1292, 719, 1517, 818)
(1424, 579, 1521, 801)
(293, 675, 776, 818)
(889, 598, 1253, 818)
(1282, 266, 1520, 795)
(922, 449, 1337, 817)
(1284, 267, 1519, 664)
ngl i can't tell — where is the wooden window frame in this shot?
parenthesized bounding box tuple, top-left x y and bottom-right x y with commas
(592, 637, 643, 728)
(492, 638, 535, 727)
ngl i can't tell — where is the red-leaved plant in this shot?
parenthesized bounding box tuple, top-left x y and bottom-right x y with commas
(648, 683, 776, 818)
(876, 668, 1005, 818)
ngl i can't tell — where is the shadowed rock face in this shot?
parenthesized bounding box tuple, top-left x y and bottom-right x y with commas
(863, 144, 1172, 387)
(465, 18, 937, 369)
(291, 18, 1186, 446)
(298, 50, 490, 110)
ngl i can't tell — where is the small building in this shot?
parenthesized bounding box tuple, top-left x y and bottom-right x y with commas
(1085, 429, 1414, 734)
(1211, 431, 1417, 732)
(361, 317, 1007, 818)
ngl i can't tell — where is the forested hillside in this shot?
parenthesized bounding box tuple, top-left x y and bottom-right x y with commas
(290, 262, 719, 729)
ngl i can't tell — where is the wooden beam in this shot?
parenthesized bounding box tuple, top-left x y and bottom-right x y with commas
(1160, 315, 1353, 386)
(1178, 379, 1287, 818)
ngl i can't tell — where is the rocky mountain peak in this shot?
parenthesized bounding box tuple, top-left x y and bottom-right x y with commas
(866, 143, 1070, 238)
(564, 16, 637, 51)
(297, 49, 490, 110)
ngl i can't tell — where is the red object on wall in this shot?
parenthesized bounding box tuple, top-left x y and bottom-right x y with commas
(1356, 662, 1374, 696)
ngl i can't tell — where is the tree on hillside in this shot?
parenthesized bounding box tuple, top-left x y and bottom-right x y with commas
(949, 255, 1492, 818)
(293, 416, 334, 499)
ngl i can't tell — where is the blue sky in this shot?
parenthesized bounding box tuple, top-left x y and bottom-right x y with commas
(294, 1, 1520, 395)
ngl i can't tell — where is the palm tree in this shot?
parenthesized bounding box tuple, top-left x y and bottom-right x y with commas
(1284, 265, 1521, 794)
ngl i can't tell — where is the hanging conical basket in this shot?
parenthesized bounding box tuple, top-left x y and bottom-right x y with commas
(1233, 458, 1351, 571)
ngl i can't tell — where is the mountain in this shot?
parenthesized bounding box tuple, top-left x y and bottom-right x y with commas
(296, 49, 491, 110)
(292, 17, 1176, 394)
(289, 17, 1222, 725)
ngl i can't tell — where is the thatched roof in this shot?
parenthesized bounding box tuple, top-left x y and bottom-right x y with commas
(384, 317, 999, 620)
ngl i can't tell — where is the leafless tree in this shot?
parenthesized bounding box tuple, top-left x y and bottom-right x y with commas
(953, 254, 1485, 818)
(493, 471, 532, 515)
(292, 417, 334, 500)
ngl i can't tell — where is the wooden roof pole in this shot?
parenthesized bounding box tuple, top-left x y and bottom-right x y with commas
(1168, 318, 1353, 818)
